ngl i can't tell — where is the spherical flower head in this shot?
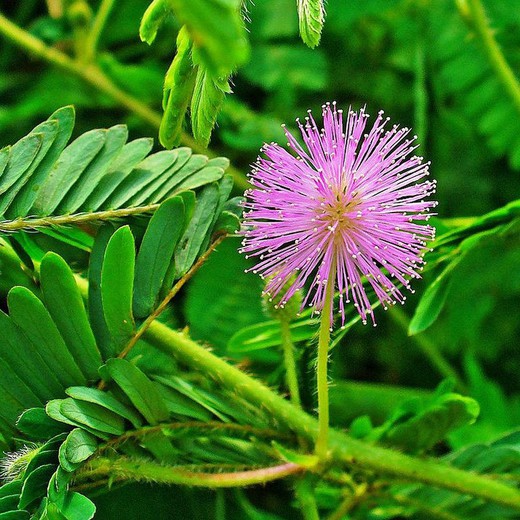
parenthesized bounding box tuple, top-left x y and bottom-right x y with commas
(240, 103, 437, 326)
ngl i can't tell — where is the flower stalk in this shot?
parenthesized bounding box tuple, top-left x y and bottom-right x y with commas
(315, 266, 336, 460)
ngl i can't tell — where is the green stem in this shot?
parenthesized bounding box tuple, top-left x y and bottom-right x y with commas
(143, 321, 520, 510)
(294, 476, 321, 520)
(390, 306, 467, 393)
(280, 318, 302, 408)
(84, 0, 115, 63)
(464, 0, 520, 114)
(78, 457, 303, 488)
(315, 269, 336, 460)
(0, 11, 249, 191)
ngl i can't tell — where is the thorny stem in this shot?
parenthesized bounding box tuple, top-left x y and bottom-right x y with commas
(461, 0, 520, 115)
(0, 11, 249, 191)
(315, 264, 336, 460)
(77, 457, 304, 488)
(143, 321, 520, 510)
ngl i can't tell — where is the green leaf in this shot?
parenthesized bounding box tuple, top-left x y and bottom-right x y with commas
(19, 464, 55, 509)
(49, 491, 96, 520)
(0, 122, 57, 215)
(105, 359, 169, 425)
(65, 386, 142, 428)
(63, 428, 97, 464)
(88, 223, 117, 359)
(191, 66, 230, 146)
(0, 511, 30, 519)
(160, 27, 197, 149)
(408, 259, 460, 335)
(133, 196, 185, 318)
(80, 138, 153, 212)
(101, 226, 135, 351)
(0, 311, 63, 399)
(7, 106, 75, 219)
(174, 182, 220, 277)
(40, 253, 102, 381)
(169, 0, 249, 77)
(17, 408, 68, 441)
(8, 287, 86, 387)
(56, 125, 128, 213)
(297, 0, 325, 48)
(139, 0, 171, 44)
(370, 384, 480, 453)
(31, 129, 106, 215)
(228, 318, 317, 352)
(59, 398, 125, 437)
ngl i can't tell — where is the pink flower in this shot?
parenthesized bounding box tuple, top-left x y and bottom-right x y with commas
(241, 103, 436, 325)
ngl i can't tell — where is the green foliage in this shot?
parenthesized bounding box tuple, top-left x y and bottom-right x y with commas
(297, 0, 325, 48)
(352, 381, 479, 453)
(0, 106, 229, 236)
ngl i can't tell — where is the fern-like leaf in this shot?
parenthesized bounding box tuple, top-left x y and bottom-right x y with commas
(0, 106, 229, 234)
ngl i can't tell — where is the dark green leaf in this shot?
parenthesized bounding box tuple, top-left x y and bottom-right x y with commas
(101, 226, 135, 351)
(40, 253, 102, 381)
(133, 196, 185, 318)
(17, 408, 68, 441)
(105, 359, 169, 425)
(8, 287, 86, 387)
(18, 464, 55, 509)
(174, 182, 220, 277)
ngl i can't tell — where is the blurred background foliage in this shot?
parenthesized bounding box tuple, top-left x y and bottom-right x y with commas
(2, 0, 520, 517)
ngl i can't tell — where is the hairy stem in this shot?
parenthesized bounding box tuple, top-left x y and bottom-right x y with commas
(143, 321, 520, 510)
(463, 0, 520, 114)
(78, 457, 304, 488)
(0, 11, 248, 190)
(315, 267, 336, 460)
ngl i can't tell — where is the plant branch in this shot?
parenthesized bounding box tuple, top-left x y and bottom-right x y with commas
(142, 321, 520, 511)
(0, 204, 161, 233)
(78, 457, 304, 488)
(98, 420, 292, 453)
(84, 0, 115, 63)
(463, 0, 520, 114)
(0, 11, 249, 190)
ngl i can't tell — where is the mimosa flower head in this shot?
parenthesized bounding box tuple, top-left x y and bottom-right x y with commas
(241, 103, 437, 326)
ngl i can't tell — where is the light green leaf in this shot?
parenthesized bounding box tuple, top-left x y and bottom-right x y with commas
(59, 398, 125, 436)
(297, 0, 324, 48)
(65, 386, 142, 427)
(63, 428, 97, 464)
(31, 129, 106, 215)
(160, 27, 197, 149)
(191, 67, 230, 147)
